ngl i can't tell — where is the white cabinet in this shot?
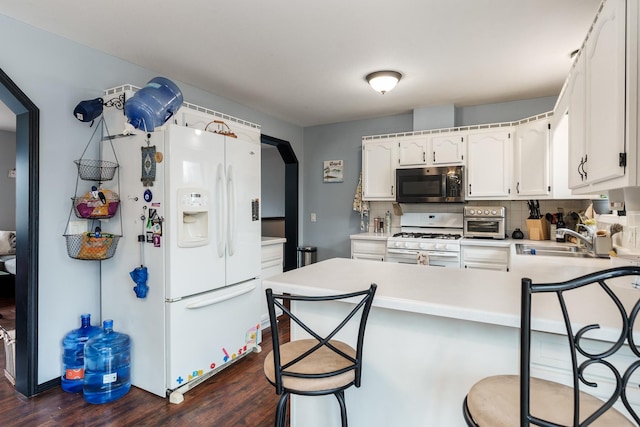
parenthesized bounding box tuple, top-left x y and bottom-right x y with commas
(567, 51, 588, 189)
(584, 0, 626, 185)
(362, 139, 397, 201)
(431, 133, 465, 165)
(467, 129, 513, 199)
(260, 238, 285, 328)
(513, 119, 550, 198)
(350, 235, 386, 262)
(398, 136, 428, 166)
(568, 0, 630, 193)
(461, 244, 509, 272)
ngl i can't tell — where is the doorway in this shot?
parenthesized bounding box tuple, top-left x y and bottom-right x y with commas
(260, 134, 298, 271)
(0, 68, 39, 397)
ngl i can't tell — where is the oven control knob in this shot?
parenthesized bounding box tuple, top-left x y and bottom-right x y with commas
(468, 209, 475, 215)
(483, 209, 489, 215)
(491, 209, 497, 215)
(435, 243, 445, 251)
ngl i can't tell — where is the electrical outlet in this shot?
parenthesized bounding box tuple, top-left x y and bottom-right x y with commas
(311, 213, 317, 222)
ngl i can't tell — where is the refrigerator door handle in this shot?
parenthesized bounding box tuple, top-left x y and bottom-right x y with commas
(216, 163, 226, 258)
(185, 282, 256, 309)
(226, 164, 237, 256)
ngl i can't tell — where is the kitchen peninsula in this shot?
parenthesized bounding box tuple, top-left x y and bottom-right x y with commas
(263, 255, 640, 426)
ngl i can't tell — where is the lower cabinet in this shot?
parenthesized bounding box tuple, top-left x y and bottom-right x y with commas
(261, 239, 285, 329)
(461, 244, 510, 271)
(350, 236, 387, 262)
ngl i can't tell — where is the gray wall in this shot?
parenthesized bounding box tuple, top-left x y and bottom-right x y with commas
(456, 96, 557, 126)
(0, 130, 16, 230)
(261, 145, 285, 217)
(303, 114, 412, 260)
(0, 12, 303, 384)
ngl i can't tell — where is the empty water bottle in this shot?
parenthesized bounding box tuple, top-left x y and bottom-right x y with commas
(124, 76, 183, 133)
(83, 319, 131, 404)
(61, 314, 101, 393)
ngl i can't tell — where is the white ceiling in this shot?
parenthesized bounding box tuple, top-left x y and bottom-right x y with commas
(0, 0, 601, 130)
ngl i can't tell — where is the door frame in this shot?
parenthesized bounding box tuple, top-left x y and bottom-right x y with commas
(260, 134, 298, 271)
(0, 67, 39, 397)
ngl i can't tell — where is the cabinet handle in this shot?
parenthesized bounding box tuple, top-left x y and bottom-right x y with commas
(433, 152, 436, 163)
(469, 183, 472, 195)
(423, 152, 426, 162)
(578, 158, 584, 181)
(391, 185, 394, 195)
(583, 154, 588, 180)
(516, 182, 520, 194)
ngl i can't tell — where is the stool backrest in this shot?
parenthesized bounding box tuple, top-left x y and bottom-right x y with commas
(521, 266, 640, 425)
(265, 284, 377, 394)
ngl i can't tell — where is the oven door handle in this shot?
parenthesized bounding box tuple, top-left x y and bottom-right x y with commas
(426, 251, 460, 258)
(386, 249, 459, 257)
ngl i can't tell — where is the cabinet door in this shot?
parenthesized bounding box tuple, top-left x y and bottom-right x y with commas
(585, 0, 626, 185)
(514, 119, 550, 197)
(362, 140, 396, 200)
(398, 136, 427, 166)
(567, 53, 588, 189)
(431, 133, 465, 165)
(467, 130, 512, 198)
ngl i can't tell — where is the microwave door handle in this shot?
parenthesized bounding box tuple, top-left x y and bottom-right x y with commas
(441, 174, 447, 198)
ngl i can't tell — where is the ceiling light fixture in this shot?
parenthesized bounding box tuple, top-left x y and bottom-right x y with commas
(366, 71, 402, 94)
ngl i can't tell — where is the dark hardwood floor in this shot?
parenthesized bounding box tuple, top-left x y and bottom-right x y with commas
(0, 315, 289, 427)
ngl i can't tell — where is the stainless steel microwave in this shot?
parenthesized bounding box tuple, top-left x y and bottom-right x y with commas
(396, 166, 464, 203)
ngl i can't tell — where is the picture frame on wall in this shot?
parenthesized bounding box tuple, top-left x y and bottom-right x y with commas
(323, 160, 343, 183)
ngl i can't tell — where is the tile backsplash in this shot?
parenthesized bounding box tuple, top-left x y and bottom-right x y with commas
(366, 199, 592, 238)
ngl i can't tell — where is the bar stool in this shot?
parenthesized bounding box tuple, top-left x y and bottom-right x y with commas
(463, 267, 640, 426)
(264, 284, 377, 427)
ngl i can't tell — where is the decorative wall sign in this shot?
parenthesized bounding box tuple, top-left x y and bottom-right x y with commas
(323, 160, 343, 183)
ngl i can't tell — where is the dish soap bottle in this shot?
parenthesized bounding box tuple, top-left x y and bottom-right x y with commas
(556, 213, 566, 242)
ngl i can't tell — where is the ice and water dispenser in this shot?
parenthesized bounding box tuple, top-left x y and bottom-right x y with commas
(177, 189, 210, 247)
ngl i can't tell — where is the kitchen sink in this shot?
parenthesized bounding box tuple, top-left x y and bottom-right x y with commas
(515, 243, 602, 259)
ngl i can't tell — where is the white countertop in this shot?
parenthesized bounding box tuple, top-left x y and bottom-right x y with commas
(264, 256, 640, 342)
(261, 236, 286, 246)
(349, 232, 389, 240)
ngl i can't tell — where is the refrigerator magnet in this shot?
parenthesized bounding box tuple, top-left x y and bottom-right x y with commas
(153, 235, 161, 247)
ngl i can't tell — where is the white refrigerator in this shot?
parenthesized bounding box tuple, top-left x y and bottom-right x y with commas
(99, 121, 262, 401)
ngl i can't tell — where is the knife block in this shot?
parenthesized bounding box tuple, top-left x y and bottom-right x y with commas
(526, 218, 549, 240)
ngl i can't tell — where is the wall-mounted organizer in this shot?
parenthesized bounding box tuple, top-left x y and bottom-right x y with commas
(64, 117, 123, 260)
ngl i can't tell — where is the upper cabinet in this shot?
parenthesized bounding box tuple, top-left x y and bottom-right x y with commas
(431, 133, 465, 165)
(466, 129, 513, 199)
(398, 136, 428, 167)
(513, 119, 550, 198)
(567, 0, 635, 194)
(362, 139, 397, 201)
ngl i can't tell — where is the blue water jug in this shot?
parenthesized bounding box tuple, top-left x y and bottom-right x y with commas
(83, 319, 131, 404)
(124, 77, 183, 132)
(61, 313, 101, 393)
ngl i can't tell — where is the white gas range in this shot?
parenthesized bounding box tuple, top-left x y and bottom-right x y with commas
(386, 212, 463, 267)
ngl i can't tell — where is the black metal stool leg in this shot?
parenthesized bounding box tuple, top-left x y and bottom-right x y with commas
(334, 390, 348, 427)
(275, 392, 290, 427)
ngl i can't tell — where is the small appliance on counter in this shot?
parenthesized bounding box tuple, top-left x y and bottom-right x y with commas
(463, 206, 506, 239)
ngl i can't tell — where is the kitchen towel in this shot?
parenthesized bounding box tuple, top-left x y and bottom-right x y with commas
(353, 172, 369, 213)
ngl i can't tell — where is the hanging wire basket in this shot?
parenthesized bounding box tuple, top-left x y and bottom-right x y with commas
(73, 159, 118, 181)
(64, 232, 121, 260)
(72, 189, 120, 219)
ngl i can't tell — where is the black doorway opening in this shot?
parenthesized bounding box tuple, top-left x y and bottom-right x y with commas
(260, 134, 298, 271)
(0, 67, 39, 397)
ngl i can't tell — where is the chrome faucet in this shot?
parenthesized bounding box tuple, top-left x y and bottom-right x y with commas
(556, 227, 594, 249)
